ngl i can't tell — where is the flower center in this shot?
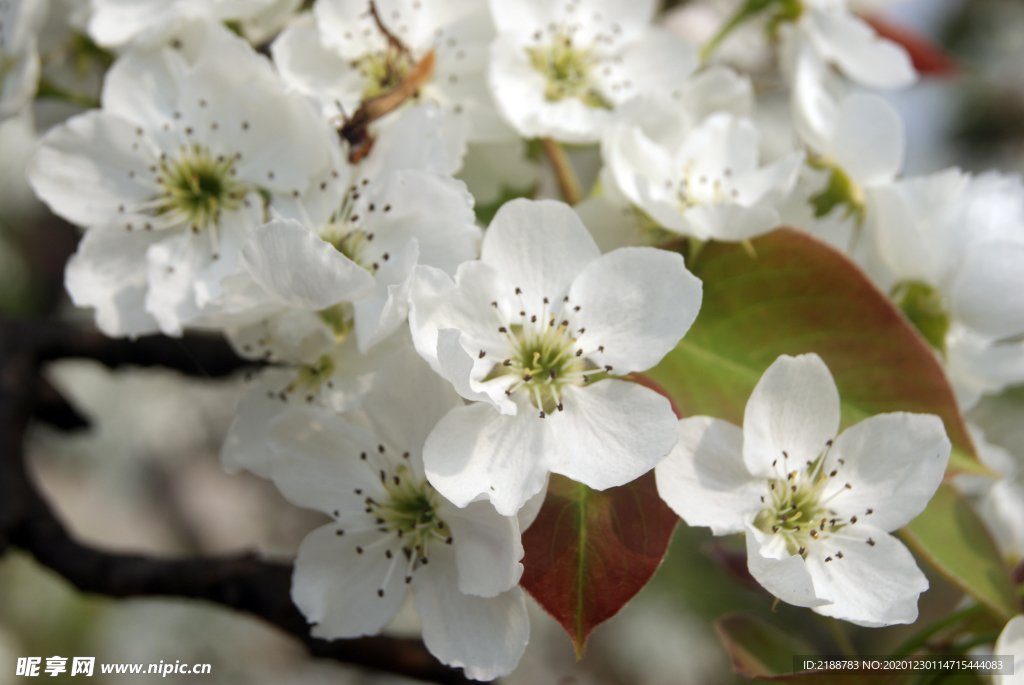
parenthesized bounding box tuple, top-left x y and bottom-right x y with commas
(752, 444, 870, 560)
(321, 183, 388, 273)
(670, 162, 741, 211)
(357, 46, 415, 100)
(526, 30, 609, 108)
(482, 291, 612, 417)
(340, 450, 454, 595)
(155, 144, 248, 231)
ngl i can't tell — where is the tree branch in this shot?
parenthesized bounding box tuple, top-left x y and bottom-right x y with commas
(0, 318, 474, 685)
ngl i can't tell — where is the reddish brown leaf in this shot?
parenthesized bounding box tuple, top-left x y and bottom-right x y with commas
(862, 14, 959, 77)
(520, 472, 679, 658)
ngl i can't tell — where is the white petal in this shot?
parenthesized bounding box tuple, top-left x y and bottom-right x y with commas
(423, 402, 549, 516)
(680, 203, 781, 242)
(606, 28, 698, 106)
(414, 545, 529, 681)
(266, 406, 383, 513)
(806, 528, 928, 627)
(655, 416, 762, 535)
(995, 615, 1024, 685)
(743, 354, 840, 478)
(569, 247, 702, 374)
(829, 93, 904, 187)
(436, 328, 512, 411)
(64, 227, 163, 338)
(482, 199, 601, 311)
(745, 522, 829, 607)
(950, 241, 1024, 340)
(516, 476, 549, 532)
(220, 368, 295, 477)
(546, 380, 679, 491)
(352, 239, 420, 354)
(440, 498, 524, 598)
(824, 413, 951, 531)
(360, 344, 464, 466)
(293, 524, 408, 639)
(241, 218, 375, 310)
(28, 111, 159, 228)
(803, 9, 916, 90)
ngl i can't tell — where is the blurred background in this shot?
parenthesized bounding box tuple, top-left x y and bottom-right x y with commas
(3, 0, 1024, 682)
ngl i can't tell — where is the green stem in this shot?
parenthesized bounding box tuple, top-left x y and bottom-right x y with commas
(891, 604, 988, 657)
(950, 631, 1000, 654)
(36, 77, 100, 109)
(541, 137, 583, 206)
(823, 616, 857, 658)
(700, 0, 776, 63)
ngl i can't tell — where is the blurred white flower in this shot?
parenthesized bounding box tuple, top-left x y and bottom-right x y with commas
(995, 615, 1024, 685)
(487, 0, 699, 143)
(408, 198, 701, 515)
(655, 353, 950, 626)
(1, 0, 48, 120)
(273, 0, 508, 173)
(263, 348, 529, 681)
(603, 93, 802, 242)
(29, 31, 334, 336)
(871, 169, 1024, 409)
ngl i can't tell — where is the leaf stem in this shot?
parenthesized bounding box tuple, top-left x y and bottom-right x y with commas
(541, 137, 583, 206)
(891, 604, 988, 657)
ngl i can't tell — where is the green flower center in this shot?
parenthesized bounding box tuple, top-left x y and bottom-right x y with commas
(357, 47, 415, 100)
(753, 447, 864, 560)
(526, 31, 610, 108)
(891, 280, 949, 355)
(156, 145, 248, 231)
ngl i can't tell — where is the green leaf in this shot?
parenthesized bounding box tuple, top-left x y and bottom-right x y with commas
(519, 472, 679, 657)
(645, 228, 987, 478)
(644, 228, 1011, 620)
(901, 484, 1017, 620)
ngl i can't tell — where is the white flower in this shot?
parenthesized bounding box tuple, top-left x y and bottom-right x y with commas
(655, 353, 950, 626)
(1, 0, 48, 120)
(29, 32, 333, 336)
(487, 0, 699, 143)
(87, 0, 301, 49)
(272, 0, 509, 173)
(870, 169, 1024, 409)
(408, 198, 702, 515)
(995, 615, 1024, 685)
(602, 93, 802, 242)
(261, 347, 529, 681)
(782, 0, 916, 91)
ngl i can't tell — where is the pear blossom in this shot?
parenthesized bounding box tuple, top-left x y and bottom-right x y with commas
(259, 347, 529, 681)
(870, 169, 1024, 409)
(1, 0, 48, 120)
(408, 198, 702, 515)
(272, 0, 509, 172)
(995, 615, 1024, 685)
(602, 93, 802, 242)
(655, 353, 950, 626)
(487, 0, 700, 143)
(779, 0, 916, 91)
(28, 33, 334, 336)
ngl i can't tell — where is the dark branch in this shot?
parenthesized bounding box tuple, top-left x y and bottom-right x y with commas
(0, 318, 474, 684)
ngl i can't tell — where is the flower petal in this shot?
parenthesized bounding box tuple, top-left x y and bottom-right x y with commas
(825, 412, 951, 531)
(742, 354, 840, 478)
(745, 522, 829, 608)
(413, 545, 529, 681)
(803, 9, 916, 90)
(241, 218, 375, 310)
(293, 524, 409, 639)
(482, 199, 601, 312)
(439, 498, 524, 598)
(569, 246, 702, 374)
(830, 93, 904, 187)
(655, 416, 762, 535)
(950, 241, 1024, 340)
(546, 380, 679, 490)
(423, 402, 548, 516)
(806, 528, 928, 627)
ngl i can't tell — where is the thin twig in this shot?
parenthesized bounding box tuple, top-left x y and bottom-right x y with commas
(541, 138, 583, 206)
